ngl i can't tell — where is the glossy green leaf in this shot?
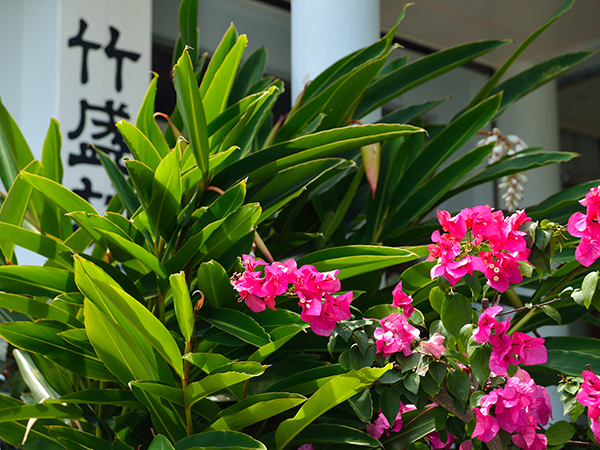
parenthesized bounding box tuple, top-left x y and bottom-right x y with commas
(382, 407, 437, 447)
(0, 265, 76, 297)
(469, 345, 491, 388)
(466, 0, 575, 110)
(96, 147, 140, 216)
(149, 434, 176, 450)
(0, 96, 34, 189)
(197, 260, 236, 308)
(185, 353, 232, 374)
(20, 171, 97, 215)
(84, 299, 159, 384)
(41, 118, 63, 183)
(384, 94, 501, 233)
(208, 392, 306, 431)
(47, 389, 142, 408)
(184, 362, 267, 407)
(124, 158, 154, 207)
(0, 293, 81, 327)
(377, 98, 447, 125)
(170, 271, 194, 342)
(136, 73, 171, 157)
(117, 120, 163, 171)
(173, 49, 209, 181)
(0, 400, 64, 450)
(545, 421, 575, 447)
(0, 321, 112, 380)
(0, 403, 82, 423)
(441, 293, 472, 339)
(201, 307, 271, 347)
(445, 151, 578, 200)
(294, 424, 382, 447)
(248, 326, 305, 363)
(0, 222, 71, 266)
(130, 383, 187, 443)
(297, 245, 428, 280)
(390, 143, 493, 227)
(13, 349, 61, 402)
(348, 388, 373, 423)
(175, 430, 266, 450)
(204, 35, 248, 123)
(75, 257, 182, 379)
(527, 179, 600, 220)
(200, 25, 238, 97)
(228, 46, 268, 105)
(538, 336, 600, 376)
(266, 364, 347, 396)
(216, 124, 423, 188)
(355, 39, 510, 118)
(275, 364, 392, 450)
(146, 144, 181, 240)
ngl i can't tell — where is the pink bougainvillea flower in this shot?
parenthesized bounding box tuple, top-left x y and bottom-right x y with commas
(366, 404, 416, 439)
(392, 281, 414, 317)
(512, 416, 548, 450)
(298, 445, 314, 450)
(568, 186, 600, 267)
(489, 331, 515, 375)
(577, 370, 600, 408)
(472, 408, 500, 442)
(437, 210, 467, 239)
(420, 333, 445, 359)
(473, 306, 504, 343)
(426, 431, 455, 450)
(511, 332, 547, 366)
(307, 292, 353, 336)
(481, 251, 524, 292)
(459, 440, 474, 450)
(374, 313, 420, 358)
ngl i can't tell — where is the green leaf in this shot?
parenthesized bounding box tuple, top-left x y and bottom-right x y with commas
(491, 52, 595, 119)
(384, 95, 501, 235)
(447, 367, 470, 407)
(228, 46, 268, 105)
(0, 321, 113, 380)
(377, 98, 448, 125)
(470, 345, 491, 388)
(149, 435, 176, 450)
(203, 35, 248, 123)
(0, 96, 34, 189)
(96, 147, 140, 217)
(527, 179, 600, 220)
(20, 171, 97, 215)
(541, 304, 561, 324)
(0, 161, 42, 262)
(466, 0, 576, 110)
(297, 245, 428, 280)
(197, 260, 237, 309)
(216, 124, 423, 188)
(275, 364, 392, 450)
(184, 362, 267, 407)
(175, 430, 266, 450)
(170, 271, 194, 342)
(124, 158, 154, 207)
(429, 287, 445, 316)
(446, 151, 578, 199)
(75, 257, 182, 379)
(117, 120, 164, 171)
(173, 49, 209, 181)
(200, 25, 238, 97)
(201, 307, 271, 347)
(130, 383, 187, 443)
(0, 222, 71, 266)
(355, 40, 510, 118)
(541, 336, 600, 376)
(348, 388, 373, 423)
(545, 421, 575, 447)
(84, 299, 160, 384)
(207, 392, 306, 431)
(41, 118, 63, 183)
(136, 73, 171, 157)
(0, 403, 82, 423)
(382, 408, 437, 447)
(0, 293, 82, 327)
(185, 353, 232, 374)
(294, 424, 382, 447)
(0, 265, 76, 297)
(441, 293, 472, 339)
(146, 144, 181, 241)
(248, 326, 305, 363)
(380, 386, 401, 426)
(47, 389, 142, 409)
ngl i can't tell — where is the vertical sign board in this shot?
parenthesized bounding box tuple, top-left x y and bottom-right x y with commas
(59, 0, 151, 212)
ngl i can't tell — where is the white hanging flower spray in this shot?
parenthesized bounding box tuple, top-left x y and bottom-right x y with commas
(477, 127, 528, 213)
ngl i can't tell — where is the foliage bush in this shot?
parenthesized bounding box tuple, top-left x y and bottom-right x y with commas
(0, 0, 598, 449)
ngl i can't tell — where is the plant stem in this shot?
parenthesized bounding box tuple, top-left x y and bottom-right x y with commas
(182, 341, 193, 436)
(241, 379, 250, 401)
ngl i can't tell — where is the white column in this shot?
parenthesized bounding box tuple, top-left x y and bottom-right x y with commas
(291, 0, 381, 121)
(497, 75, 561, 208)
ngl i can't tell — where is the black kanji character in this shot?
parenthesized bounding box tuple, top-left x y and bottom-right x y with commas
(104, 26, 141, 92)
(68, 19, 102, 84)
(72, 177, 103, 202)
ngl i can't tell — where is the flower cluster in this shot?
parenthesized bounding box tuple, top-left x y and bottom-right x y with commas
(374, 283, 420, 358)
(568, 186, 600, 267)
(477, 128, 529, 212)
(576, 370, 600, 442)
(473, 306, 547, 375)
(472, 368, 552, 450)
(427, 206, 532, 292)
(232, 254, 352, 336)
(366, 403, 416, 439)
(426, 431, 455, 450)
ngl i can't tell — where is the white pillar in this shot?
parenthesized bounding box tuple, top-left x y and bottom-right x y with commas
(291, 0, 381, 121)
(497, 74, 561, 208)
